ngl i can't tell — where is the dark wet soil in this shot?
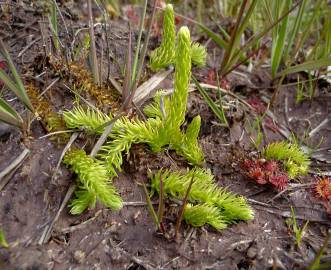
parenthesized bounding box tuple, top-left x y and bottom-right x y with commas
(0, 1, 330, 270)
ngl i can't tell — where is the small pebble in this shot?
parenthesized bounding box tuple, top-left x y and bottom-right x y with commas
(247, 246, 257, 259)
(74, 250, 85, 264)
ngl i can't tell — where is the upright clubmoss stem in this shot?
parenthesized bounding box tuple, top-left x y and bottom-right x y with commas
(150, 4, 176, 71)
(166, 26, 191, 130)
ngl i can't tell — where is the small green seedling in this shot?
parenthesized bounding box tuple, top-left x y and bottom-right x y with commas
(0, 228, 8, 248)
(286, 206, 309, 248)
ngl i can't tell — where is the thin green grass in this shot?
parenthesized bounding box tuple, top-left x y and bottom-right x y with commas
(0, 39, 34, 128)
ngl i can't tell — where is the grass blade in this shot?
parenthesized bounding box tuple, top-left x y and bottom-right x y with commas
(87, 0, 100, 84)
(0, 39, 34, 112)
(0, 97, 23, 127)
(131, 0, 148, 86)
(49, 0, 59, 52)
(293, 0, 324, 58)
(222, 0, 258, 75)
(172, 12, 229, 50)
(278, 57, 331, 77)
(0, 228, 9, 248)
(198, 23, 228, 49)
(175, 176, 194, 239)
(122, 25, 132, 108)
(142, 183, 160, 230)
(271, 0, 292, 78)
(308, 230, 331, 270)
(192, 76, 228, 126)
(283, 0, 307, 63)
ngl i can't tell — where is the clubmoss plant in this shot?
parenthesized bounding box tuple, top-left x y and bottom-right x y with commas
(63, 149, 123, 214)
(99, 117, 162, 176)
(149, 4, 207, 71)
(150, 4, 176, 71)
(149, 168, 254, 226)
(184, 203, 227, 230)
(263, 141, 310, 178)
(64, 27, 204, 169)
(191, 42, 207, 67)
(61, 26, 250, 229)
(63, 106, 112, 134)
(149, 26, 197, 154)
(143, 90, 170, 120)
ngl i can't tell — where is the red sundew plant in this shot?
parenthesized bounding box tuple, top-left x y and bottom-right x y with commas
(315, 177, 331, 201)
(206, 68, 217, 86)
(314, 177, 331, 220)
(205, 68, 230, 90)
(246, 97, 266, 115)
(242, 159, 289, 191)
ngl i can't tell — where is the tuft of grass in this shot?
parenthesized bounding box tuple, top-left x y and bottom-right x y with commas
(270, 0, 292, 78)
(286, 206, 309, 248)
(87, 0, 100, 84)
(0, 39, 34, 128)
(49, 0, 59, 53)
(308, 230, 331, 270)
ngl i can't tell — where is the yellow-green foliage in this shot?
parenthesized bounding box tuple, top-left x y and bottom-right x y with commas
(263, 141, 310, 178)
(63, 149, 122, 214)
(150, 4, 206, 71)
(191, 43, 207, 67)
(99, 117, 162, 176)
(150, 4, 176, 71)
(149, 168, 254, 228)
(184, 203, 227, 230)
(0, 228, 8, 248)
(64, 27, 204, 167)
(143, 92, 204, 164)
(143, 90, 170, 120)
(62, 27, 207, 217)
(63, 106, 112, 134)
